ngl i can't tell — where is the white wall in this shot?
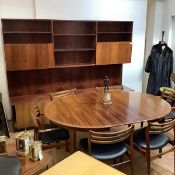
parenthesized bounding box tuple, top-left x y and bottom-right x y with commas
(0, 0, 148, 119)
(152, 0, 168, 44)
(36, 0, 148, 92)
(142, 0, 156, 92)
(0, 0, 35, 119)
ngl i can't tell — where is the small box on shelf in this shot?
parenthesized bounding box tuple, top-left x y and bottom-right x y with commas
(29, 141, 42, 161)
(16, 131, 30, 156)
(0, 136, 6, 154)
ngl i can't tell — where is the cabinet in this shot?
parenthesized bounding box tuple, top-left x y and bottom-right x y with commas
(2, 19, 54, 70)
(1, 19, 133, 129)
(96, 21, 132, 65)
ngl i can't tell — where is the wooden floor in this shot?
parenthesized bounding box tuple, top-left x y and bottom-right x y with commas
(7, 130, 174, 175)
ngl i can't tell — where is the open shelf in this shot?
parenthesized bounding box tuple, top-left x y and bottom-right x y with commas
(2, 19, 51, 32)
(97, 33, 132, 42)
(4, 33, 52, 44)
(97, 21, 133, 33)
(53, 34, 96, 36)
(55, 63, 96, 68)
(97, 32, 132, 34)
(7, 64, 122, 97)
(55, 50, 96, 66)
(97, 21, 133, 42)
(54, 35, 96, 50)
(54, 48, 96, 52)
(53, 21, 96, 34)
(3, 31, 51, 34)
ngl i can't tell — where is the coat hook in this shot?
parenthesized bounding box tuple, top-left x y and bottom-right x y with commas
(161, 31, 165, 41)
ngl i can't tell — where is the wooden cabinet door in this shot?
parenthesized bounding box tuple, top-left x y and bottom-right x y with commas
(5, 44, 55, 71)
(96, 42, 132, 65)
(15, 100, 50, 129)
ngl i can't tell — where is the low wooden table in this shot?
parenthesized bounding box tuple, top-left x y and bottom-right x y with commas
(6, 144, 52, 175)
(40, 151, 125, 175)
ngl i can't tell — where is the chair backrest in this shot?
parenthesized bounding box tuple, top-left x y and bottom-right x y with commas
(161, 88, 175, 106)
(96, 85, 133, 92)
(49, 88, 77, 100)
(0, 155, 21, 175)
(88, 125, 134, 154)
(31, 105, 44, 129)
(96, 85, 123, 92)
(148, 118, 175, 134)
(171, 73, 175, 84)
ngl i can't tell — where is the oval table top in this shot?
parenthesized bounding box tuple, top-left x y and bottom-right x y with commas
(44, 89, 171, 130)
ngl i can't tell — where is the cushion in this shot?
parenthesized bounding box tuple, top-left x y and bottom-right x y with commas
(79, 138, 127, 160)
(166, 111, 175, 119)
(134, 127, 169, 150)
(39, 128, 69, 144)
(0, 156, 21, 175)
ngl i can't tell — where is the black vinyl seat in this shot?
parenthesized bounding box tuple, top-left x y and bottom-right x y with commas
(133, 127, 169, 150)
(0, 155, 21, 175)
(38, 126, 69, 144)
(166, 111, 175, 119)
(80, 138, 127, 160)
(79, 125, 134, 174)
(133, 118, 175, 175)
(31, 105, 69, 150)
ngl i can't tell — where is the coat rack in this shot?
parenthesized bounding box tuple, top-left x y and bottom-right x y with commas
(161, 31, 165, 41)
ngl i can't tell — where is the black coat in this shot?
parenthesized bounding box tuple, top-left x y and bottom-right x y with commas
(145, 43, 173, 96)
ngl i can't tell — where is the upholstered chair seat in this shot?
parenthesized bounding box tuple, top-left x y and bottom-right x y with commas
(134, 127, 169, 150)
(0, 156, 21, 175)
(80, 138, 127, 160)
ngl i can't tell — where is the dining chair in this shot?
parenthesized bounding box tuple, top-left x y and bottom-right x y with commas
(96, 85, 133, 92)
(160, 88, 175, 121)
(0, 155, 21, 175)
(31, 105, 69, 151)
(161, 87, 175, 106)
(133, 118, 175, 175)
(79, 125, 134, 175)
(49, 88, 77, 100)
(170, 73, 175, 84)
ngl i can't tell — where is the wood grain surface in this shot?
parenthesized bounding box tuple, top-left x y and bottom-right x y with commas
(44, 89, 171, 129)
(5, 43, 54, 70)
(96, 42, 132, 64)
(41, 151, 125, 175)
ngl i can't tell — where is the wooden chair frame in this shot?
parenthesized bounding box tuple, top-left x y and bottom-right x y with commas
(96, 85, 133, 92)
(31, 105, 69, 151)
(88, 125, 134, 174)
(49, 88, 77, 100)
(134, 119, 175, 175)
(161, 88, 175, 107)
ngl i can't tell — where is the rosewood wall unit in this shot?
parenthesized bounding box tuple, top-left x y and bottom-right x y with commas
(1, 19, 133, 129)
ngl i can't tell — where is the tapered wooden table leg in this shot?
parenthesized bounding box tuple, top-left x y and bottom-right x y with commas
(68, 129, 76, 153)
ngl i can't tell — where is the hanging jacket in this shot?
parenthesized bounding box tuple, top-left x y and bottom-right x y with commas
(145, 43, 173, 96)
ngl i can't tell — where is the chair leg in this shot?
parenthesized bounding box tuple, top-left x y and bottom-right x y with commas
(174, 146, 175, 175)
(140, 122, 144, 127)
(146, 152, 151, 175)
(130, 161, 133, 175)
(158, 148, 162, 158)
(65, 140, 69, 152)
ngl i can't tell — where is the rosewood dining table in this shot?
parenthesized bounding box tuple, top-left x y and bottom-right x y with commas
(44, 89, 171, 152)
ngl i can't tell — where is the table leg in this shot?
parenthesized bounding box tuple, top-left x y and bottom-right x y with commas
(68, 129, 76, 153)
